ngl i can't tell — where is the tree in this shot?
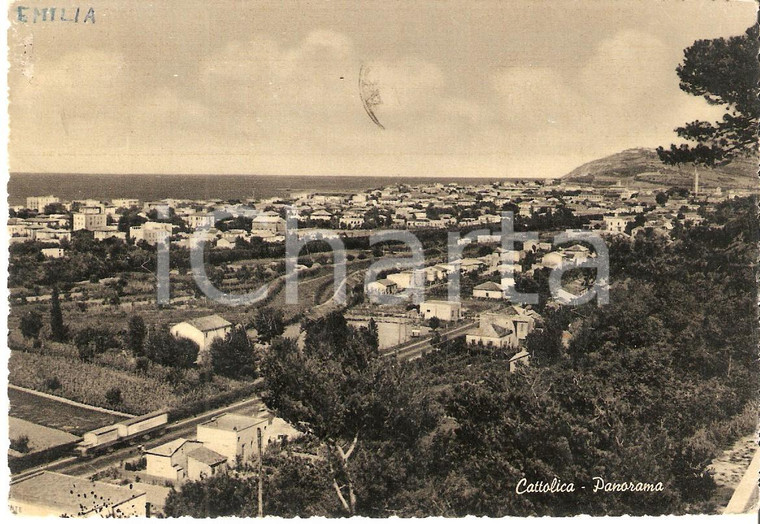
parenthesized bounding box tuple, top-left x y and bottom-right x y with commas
(145, 327, 199, 368)
(428, 316, 441, 331)
(655, 192, 669, 206)
(10, 435, 30, 454)
(49, 287, 68, 342)
(105, 387, 122, 406)
(74, 327, 117, 362)
(127, 315, 147, 356)
(657, 25, 759, 167)
(164, 473, 256, 517)
(210, 327, 256, 379)
(261, 312, 381, 514)
(252, 307, 285, 343)
(19, 310, 43, 340)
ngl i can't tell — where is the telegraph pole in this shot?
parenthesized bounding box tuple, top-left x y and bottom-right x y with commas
(257, 427, 263, 518)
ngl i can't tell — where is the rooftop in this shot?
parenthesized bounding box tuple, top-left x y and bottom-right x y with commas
(187, 446, 228, 466)
(145, 438, 191, 457)
(474, 281, 503, 291)
(184, 315, 232, 332)
(199, 413, 261, 433)
(10, 471, 145, 517)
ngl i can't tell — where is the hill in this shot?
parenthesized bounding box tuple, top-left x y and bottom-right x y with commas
(563, 148, 758, 190)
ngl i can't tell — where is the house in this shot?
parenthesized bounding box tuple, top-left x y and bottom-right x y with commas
(92, 226, 126, 241)
(145, 438, 205, 483)
(196, 413, 261, 467)
(111, 198, 140, 209)
(386, 271, 422, 290)
(216, 238, 237, 249)
(499, 306, 537, 339)
(541, 251, 564, 269)
(130, 222, 173, 246)
(170, 314, 233, 353)
(26, 195, 59, 213)
(424, 265, 447, 283)
(41, 247, 65, 259)
(472, 281, 504, 299)
(603, 215, 633, 234)
(458, 258, 485, 274)
(9, 471, 146, 517)
(419, 300, 462, 322)
(465, 318, 518, 349)
(310, 209, 333, 223)
(186, 213, 216, 230)
(509, 350, 531, 372)
(72, 212, 107, 231)
(367, 278, 398, 296)
(186, 447, 229, 481)
(252, 214, 286, 233)
(339, 214, 364, 229)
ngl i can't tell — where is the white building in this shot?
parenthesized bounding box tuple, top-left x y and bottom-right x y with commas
(26, 195, 59, 213)
(465, 318, 518, 349)
(603, 215, 633, 234)
(170, 314, 233, 353)
(509, 350, 531, 372)
(252, 214, 286, 233)
(419, 300, 462, 322)
(386, 271, 423, 291)
(144, 438, 208, 483)
(196, 413, 260, 467)
(92, 226, 126, 241)
(72, 212, 107, 232)
(472, 281, 504, 299)
(186, 213, 216, 230)
(41, 248, 65, 259)
(130, 221, 174, 246)
(112, 198, 140, 209)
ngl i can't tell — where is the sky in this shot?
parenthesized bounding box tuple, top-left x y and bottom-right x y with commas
(7, 0, 757, 178)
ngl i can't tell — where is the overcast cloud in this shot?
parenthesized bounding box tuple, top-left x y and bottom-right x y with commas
(8, 0, 756, 177)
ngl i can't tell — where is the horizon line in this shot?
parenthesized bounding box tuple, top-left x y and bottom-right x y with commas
(9, 172, 557, 179)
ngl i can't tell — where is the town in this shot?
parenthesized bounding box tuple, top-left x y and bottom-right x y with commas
(7, 166, 758, 516)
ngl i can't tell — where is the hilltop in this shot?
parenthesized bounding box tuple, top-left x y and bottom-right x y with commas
(563, 148, 758, 189)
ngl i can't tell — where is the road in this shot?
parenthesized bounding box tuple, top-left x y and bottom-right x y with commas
(11, 394, 265, 483)
(382, 320, 476, 361)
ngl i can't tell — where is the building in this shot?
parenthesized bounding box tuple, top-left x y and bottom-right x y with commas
(41, 247, 65, 259)
(72, 212, 107, 231)
(130, 221, 174, 246)
(144, 438, 205, 483)
(367, 278, 398, 296)
(186, 213, 216, 230)
(419, 300, 462, 322)
(603, 215, 633, 234)
(170, 314, 233, 353)
(339, 214, 364, 229)
(465, 319, 518, 349)
(216, 238, 237, 249)
(386, 271, 422, 290)
(9, 471, 146, 517)
(196, 413, 261, 467)
(26, 195, 59, 213)
(111, 198, 140, 209)
(252, 214, 286, 233)
(92, 226, 127, 241)
(187, 447, 229, 480)
(472, 281, 504, 299)
(509, 349, 531, 372)
(33, 228, 71, 243)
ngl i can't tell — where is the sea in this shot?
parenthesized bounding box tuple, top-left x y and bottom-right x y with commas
(7, 173, 507, 206)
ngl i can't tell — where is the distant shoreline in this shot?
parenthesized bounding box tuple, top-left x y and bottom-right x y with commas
(6, 172, 545, 206)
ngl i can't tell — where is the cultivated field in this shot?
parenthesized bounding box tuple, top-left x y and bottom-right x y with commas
(9, 387, 127, 436)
